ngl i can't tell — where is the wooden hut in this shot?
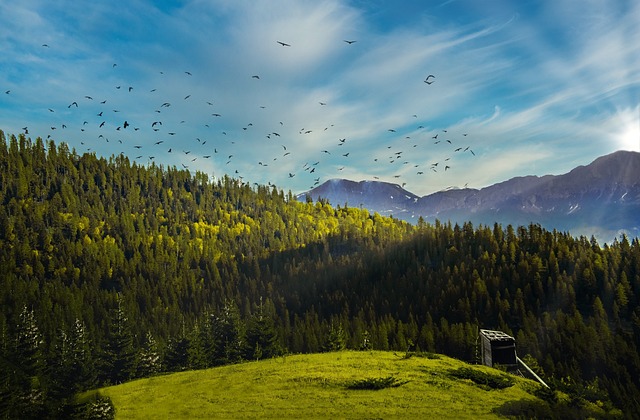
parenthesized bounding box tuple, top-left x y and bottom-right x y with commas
(479, 329, 517, 368)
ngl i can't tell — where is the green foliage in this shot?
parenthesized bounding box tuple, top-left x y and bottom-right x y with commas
(324, 321, 346, 352)
(100, 299, 136, 385)
(345, 375, 406, 390)
(73, 392, 116, 420)
(448, 367, 515, 390)
(137, 331, 161, 377)
(0, 132, 639, 415)
(244, 298, 279, 360)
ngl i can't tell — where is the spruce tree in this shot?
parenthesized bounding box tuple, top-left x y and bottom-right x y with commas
(101, 300, 136, 385)
(8, 306, 45, 418)
(324, 321, 346, 352)
(244, 298, 279, 360)
(211, 301, 244, 365)
(137, 331, 161, 377)
(163, 335, 190, 372)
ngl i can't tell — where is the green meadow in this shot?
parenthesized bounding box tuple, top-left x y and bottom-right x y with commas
(89, 351, 569, 419)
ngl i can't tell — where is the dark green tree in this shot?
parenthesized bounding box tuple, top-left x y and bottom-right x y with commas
(101, 300, 136, 385)
(3, 306, 46, 419)
(244, 298, 279, 360)
(324, 321, 346, 352)
(211, 301, 244, 365)
(137, 330, 161, 377)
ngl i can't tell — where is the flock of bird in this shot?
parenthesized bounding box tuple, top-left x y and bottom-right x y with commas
(6, 39, 477, 193)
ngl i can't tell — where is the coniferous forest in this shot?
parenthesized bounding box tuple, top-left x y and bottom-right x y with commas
(1, 130, 639, 417)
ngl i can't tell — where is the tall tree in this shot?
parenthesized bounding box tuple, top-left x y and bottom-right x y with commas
(244, 298, 279, 360)
(101, 299, 136, 385)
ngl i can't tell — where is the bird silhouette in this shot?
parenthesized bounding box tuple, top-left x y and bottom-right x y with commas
(277, 41, 291, 47)
(344, 40, 357, 44)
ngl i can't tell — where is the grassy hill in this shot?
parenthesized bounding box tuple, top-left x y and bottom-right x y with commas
(84, 351, 610, 419)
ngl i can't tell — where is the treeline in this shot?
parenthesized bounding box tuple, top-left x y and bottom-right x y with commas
(0, 130, 638, 417)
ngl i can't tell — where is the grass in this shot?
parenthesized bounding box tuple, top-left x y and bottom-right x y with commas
(89, 351, 559, 419)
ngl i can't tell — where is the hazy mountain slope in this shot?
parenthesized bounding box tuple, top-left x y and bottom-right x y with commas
(301, 151, 640, 241)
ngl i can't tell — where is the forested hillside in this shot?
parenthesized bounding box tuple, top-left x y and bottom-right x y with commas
(1, 130, 639, 418)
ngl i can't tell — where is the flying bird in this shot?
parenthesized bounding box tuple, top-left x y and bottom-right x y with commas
(424, 74, 435, 84)
(344, 40, 357, 44)
(277, 41, 291, 47)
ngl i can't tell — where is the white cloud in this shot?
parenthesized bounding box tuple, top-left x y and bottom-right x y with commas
(1, 0, 638, 197)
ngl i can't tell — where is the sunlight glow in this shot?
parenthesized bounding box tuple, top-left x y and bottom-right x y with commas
(613, 107, 640, 152)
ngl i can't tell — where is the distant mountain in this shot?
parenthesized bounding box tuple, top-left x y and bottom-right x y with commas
(298, 150, 640, 242)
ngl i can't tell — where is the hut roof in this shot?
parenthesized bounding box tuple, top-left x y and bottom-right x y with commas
(479, 329, 514, 342)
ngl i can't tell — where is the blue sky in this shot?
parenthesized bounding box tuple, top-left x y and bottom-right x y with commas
(1, 0, 639, 196)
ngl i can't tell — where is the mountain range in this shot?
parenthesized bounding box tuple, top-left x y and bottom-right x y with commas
(298, 150, 640, 243)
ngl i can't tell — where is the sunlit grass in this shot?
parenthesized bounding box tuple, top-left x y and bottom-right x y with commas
(93, 351, 546, 419)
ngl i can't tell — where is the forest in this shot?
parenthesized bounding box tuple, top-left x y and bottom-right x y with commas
(0, 130, 639, 418)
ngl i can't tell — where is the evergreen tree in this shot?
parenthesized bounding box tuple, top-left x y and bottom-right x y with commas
(101, 299, 136, 385)
(324, 321, 346, 352)
(211, 301, 244, 365)
(5, 306, 45, 419)
(163, 335, 190, 372)
(137, 330, 161, 377)
(244, 298, 279, 360)
(187, 322, 207, 370)
(359, 330, 372, 351)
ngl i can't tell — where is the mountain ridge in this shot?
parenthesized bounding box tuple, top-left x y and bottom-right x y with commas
(299, 150, 640, 242)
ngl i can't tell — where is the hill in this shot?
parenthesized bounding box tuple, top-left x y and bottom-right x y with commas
(1, 131, 638, 417)
(89, 351, 611, 419)
(300, 150, 640, 242)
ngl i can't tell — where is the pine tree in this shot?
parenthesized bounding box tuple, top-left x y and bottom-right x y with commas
(211, 301, 244, 365)
(163, 335, 190, 372)
(187, 322, 207, 370)
(137, 331, 161, 377)
(324, 321, 346, 352)
(7, 306, 45, 418)
(101, 300, 136, 385)
(244, 298, 279, 360)
(359, 330, 372, 351)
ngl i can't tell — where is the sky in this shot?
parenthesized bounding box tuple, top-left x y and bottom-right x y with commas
(1, 0, 639, 197)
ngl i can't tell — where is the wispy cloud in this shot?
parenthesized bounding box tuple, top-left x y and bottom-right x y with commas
(0, 0, 638, 196)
